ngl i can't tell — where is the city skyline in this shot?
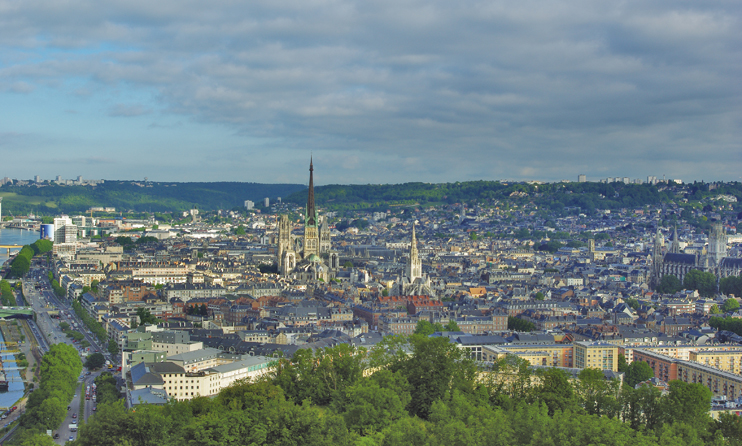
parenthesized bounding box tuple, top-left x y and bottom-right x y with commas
(0, 1, 740, 185)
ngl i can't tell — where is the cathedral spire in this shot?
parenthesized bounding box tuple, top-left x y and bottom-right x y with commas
(670, 225, 680, 253)
(306, 157, 316, 226)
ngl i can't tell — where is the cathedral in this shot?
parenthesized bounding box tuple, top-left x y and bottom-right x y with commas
(391, 222, 434, 297)
(651, 221, 742, 288)
(276, 159, 338, 281)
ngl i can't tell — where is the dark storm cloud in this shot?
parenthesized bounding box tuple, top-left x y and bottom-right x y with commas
(0, 0, 739, 183)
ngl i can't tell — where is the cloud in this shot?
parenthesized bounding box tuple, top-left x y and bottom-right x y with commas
(0, 0, 739, 183)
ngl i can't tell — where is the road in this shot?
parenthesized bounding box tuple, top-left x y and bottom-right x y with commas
(20, 267, 117, 444)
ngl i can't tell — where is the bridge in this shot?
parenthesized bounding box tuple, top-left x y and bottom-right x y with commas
(0, 307, 34, 319)
(0, 245, 23, 254)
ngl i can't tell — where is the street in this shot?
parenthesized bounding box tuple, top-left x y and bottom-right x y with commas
(18, 268, 117, 444)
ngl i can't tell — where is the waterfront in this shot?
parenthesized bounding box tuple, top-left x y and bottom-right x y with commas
(0, 228, 40, 268)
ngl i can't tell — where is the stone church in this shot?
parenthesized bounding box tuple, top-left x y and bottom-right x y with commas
(276, 159, 338, 281)
(651, 221, 742, 288)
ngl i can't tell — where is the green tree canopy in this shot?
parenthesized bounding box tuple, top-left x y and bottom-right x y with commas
(656, 274, 682, 294)
(722, 298, 740, 313)
(85, 352, 106, 369)
(683, 269, 717, 297)
(624, 360, 655, 387)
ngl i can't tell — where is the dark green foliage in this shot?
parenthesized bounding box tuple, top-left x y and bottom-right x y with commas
(683, 269, 717, 297)
(721, 276, 742, 299)
(444, 320, 460, 332)
(618, 353, 628, 372)
(656, 274, 683, 294)
(0, 279, 17, 306)
(136, 307, 161, 325)
(94, 372, 121, 405)
(507, 316, 535, 332)
(258, 263, 278, 274)
(537, 240, 563, 253)
(0, 181, 305, 214)
(108, 338, 119, 355)
(85, 352, 106, 369)
(389, 335, 478, 419)
(722, 298, 741, 313)
(272, 344, 365, 406)
(64, 328, 732, 446)
(20, 344, 82, 433)
(73, 300, 109, 344)
(624, 360, 655, 387)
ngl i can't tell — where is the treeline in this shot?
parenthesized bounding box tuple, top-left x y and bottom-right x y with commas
(54, 335, 741, 446)
(0, 181, 305, 215)
(7, 239, 52, 279)
(72, 301, 111, 354)
(656, 270, 721, 297)
(284, 180, 742, 213)
(0, 279, 16, 306)
(14, 344, 82, 443)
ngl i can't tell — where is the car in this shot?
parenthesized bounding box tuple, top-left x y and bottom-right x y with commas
(93, 406, 96, 411)
(67, 406, 71, 411)
(72, 413, 77, 418)
(54, 433, 60, 439)
(69, 436, 74, 441)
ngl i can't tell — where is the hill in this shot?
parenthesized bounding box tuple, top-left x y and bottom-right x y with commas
(0, 181, 305, 215)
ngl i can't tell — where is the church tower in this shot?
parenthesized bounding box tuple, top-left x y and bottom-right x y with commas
(651, 227, 664, 288)
(303, 158, 320, 260)
(277, 215, 292, 270)
(406, 222, 422, 282)
(708, 221, 727, 268)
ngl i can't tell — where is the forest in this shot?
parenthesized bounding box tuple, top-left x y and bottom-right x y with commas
(2, 180, 741, 216)
(0, 181, 305, 215)
(17, 334, 742, 446)
(285, 180, 742, 215)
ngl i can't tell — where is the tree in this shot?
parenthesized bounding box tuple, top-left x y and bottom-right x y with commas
(535, 367, 579, 416)
(617, 354, 628, 373)
(683, 269, 717, 297)
(136, 307, 160, 325)
(391, 335, 477, 419)
(444, 320, 460, 332)
(661, 381, 712, 433)
(233, 225, 246, 235)
(656, 274, 682, 294)
(108, 339, 119, 355)
(576, 368, 621, 417)
(10, 254, 30, 278)
(343, 261, 353, 268)
(507, 316, 535, 332)
(720, 276, 742, 297)
(85, 352, 106, 369)
(624, 360, 654, 387)
(710, 304, 722, 314)
(534, 292, 545, 301)
(722, 298, 740, 313)
(414, 320, 435, 336)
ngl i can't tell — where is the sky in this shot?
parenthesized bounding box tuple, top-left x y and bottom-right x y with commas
(0, 0, 740, 185)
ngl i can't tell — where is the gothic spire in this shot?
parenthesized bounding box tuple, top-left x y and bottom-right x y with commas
(411, 222, 417, 254)
(670, 225, 680, 253)
(306, 157, 316, 226)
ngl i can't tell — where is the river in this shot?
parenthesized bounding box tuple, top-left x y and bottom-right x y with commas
(0, 228, 40, 267)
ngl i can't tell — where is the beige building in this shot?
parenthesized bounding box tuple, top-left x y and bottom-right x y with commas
(574, 341, 618, 371)
(689, 350, 742, 374)
(167, 347, 223, 373)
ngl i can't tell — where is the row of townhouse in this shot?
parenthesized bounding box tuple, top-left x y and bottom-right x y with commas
(633, 349, 742, 401)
